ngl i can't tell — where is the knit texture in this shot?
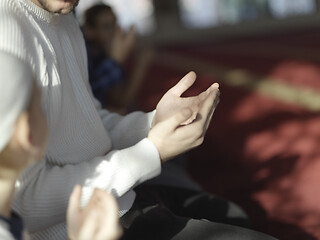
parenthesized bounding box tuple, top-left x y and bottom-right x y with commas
(0, 0, 161, 239)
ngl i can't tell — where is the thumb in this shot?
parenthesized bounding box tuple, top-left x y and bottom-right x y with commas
(67, 185, 82, 217)
(164, 108, 193, 131)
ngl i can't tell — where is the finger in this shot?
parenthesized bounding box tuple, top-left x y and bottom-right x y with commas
(198, 89, 218, 126)
(198, 82, 220, 102)
(96, 193, 121, 240)
(87, 188, 105, 209)
(78, 210, 99, 240)
(128, 25, 137, 35)
(129, 25, 135, 31)
(103, 193, 119, 225)
(169, 72, 197, 97)
(80, 189, 108, 240)
(126, 26, 137, 40)
(162, 108, 194, 131)
(67, 185, 82, 217)
(211, 82, 220, 89)
(203, 89, 220, 132)
(96, 225, 122, 240)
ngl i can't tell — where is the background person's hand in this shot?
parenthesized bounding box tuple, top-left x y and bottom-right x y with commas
(109, 25, 137, 64)
(67, 185, 122, 240)
(148, 79, 220, 163)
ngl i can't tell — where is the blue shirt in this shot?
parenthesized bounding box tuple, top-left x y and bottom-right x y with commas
(0, 211, 24, 240)
(86, 39, 125, 106)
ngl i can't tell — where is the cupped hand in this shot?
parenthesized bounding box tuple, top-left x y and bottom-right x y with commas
(152, 71, 219, 127)
(149, 73, 220, 162)
(67, 186, 122, 240)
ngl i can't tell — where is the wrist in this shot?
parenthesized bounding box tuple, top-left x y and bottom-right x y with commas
(147, 135, 165, 164)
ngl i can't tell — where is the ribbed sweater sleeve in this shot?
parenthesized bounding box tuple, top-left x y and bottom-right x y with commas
(14, 138, 160, 233)
(94, 97, 156, 150)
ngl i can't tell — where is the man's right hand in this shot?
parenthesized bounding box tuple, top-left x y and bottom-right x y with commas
(148, 80, 220, 163)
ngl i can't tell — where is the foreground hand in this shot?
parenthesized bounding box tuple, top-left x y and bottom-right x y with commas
(67, 186, 122, 240)
(148, 76, 220, 162)
(152, 71, 219, 127)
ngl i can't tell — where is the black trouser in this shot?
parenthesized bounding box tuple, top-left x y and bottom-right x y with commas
(120, 185, 277, 240)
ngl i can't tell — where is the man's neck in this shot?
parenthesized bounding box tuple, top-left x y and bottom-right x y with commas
(0, 169, 21, 218)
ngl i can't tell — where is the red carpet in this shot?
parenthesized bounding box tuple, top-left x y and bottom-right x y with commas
(135, 29, 320, 240)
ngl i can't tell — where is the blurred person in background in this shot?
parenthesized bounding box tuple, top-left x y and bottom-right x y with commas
(83, 4, 140, 112)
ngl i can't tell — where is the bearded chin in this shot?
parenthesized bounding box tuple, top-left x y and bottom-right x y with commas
(37, 0, 80, 14)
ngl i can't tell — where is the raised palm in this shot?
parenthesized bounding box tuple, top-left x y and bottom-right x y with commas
(153, 72, 219, 126)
